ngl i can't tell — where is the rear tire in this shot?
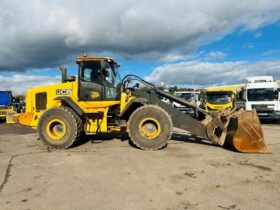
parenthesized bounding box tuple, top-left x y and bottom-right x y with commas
(128, 105, 172, 150)
(38, 106, 84, 149)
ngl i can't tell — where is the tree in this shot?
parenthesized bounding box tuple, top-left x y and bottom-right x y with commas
(14, 95, 25, 102)
(168, 85, 178, 93)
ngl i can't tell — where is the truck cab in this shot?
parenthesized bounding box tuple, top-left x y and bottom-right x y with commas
(0, 91, 14, 121)
(205, 87, 236, 111)
(172, 91, 200, 118)
(245, 76, 280, 121)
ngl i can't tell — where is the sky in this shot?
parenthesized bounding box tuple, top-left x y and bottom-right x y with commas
(0, 0, 280, 95)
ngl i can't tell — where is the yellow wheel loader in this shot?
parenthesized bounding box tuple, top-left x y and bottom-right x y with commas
(15, 54, 270, 153)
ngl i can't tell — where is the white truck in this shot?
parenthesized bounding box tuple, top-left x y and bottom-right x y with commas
(172, 91, 200, 118)
(245, 76, 280, 122)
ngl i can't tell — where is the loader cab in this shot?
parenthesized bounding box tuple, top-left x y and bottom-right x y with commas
(77, 57, 122, 101)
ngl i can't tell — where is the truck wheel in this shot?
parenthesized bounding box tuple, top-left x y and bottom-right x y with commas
(38, 106, 84, 149)
(128, 105, 173, 150)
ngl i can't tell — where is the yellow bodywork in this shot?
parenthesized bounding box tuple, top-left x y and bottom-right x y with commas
(0, 107, 14, 118)
(17, 79, 133, 133)
(205, 87, 236, 111)
(0, 106, 17, 124)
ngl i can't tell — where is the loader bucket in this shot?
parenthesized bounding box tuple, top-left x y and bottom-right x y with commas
(227, 109, 271, 153)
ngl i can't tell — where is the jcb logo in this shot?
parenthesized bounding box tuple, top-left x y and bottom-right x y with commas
(91, 91, 100, 98)
(56, 89, 72, 95)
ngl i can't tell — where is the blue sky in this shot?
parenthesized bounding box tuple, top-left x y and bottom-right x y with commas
(200, 23, 280, 62)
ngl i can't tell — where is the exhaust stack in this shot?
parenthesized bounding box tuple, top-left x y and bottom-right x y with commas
(60, 66, 67, 83)
(59, 66, 76, 83)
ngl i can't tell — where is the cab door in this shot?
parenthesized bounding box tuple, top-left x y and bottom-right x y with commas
(78, 62, 104, 101)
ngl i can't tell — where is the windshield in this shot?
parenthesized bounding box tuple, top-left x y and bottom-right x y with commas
(175, 93, 194, 102)
(247, 88, 279, 101)
(207, 92, 232, 104)
(105, 63, 122, 88)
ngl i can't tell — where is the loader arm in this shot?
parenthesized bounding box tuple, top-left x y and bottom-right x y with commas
(155, 89, 207, 115)
(136, 90, 209, 139)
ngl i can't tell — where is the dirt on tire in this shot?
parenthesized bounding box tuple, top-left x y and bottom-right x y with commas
(37, 106, 84, 149)
(128, 105, 172, 150)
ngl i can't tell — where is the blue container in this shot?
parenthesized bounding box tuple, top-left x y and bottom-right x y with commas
(0, 91, 12, 107)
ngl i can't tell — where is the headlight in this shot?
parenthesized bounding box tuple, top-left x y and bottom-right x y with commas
(275, 111, 280, 115)
(267, 105, 274, 108)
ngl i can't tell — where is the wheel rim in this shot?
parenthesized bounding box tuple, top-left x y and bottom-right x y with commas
(139, 117, 161, 139)
(46, 119, 67, 140)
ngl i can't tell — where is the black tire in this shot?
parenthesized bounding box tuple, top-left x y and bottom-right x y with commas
(128, 105, 172, 150)
(38, 106, 84, 149)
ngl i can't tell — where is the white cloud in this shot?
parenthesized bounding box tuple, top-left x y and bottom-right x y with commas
(242, 42, 255, 49)
(0, 75, 61, 95)
(261, 49, 280, 56)
(254, 32, 262, 38)
(159, 54, 188, 63)
(204, 51, 227, 60)
(145, 59, 280, 86)
(0, 0, 280, 71)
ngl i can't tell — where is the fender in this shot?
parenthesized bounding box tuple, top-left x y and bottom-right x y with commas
(54, 96, 84, 116)
(120, 98, 148, 120)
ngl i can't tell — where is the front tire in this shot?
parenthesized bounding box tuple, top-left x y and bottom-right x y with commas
(128, 105, 172, 150)
(38, 106, 84, 149)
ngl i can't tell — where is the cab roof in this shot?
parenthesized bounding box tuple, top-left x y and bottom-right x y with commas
(206, 87, 236, 93)
(76, 54, 117, 64)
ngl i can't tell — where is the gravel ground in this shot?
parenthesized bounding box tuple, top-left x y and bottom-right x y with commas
(0, 123, 279, 210)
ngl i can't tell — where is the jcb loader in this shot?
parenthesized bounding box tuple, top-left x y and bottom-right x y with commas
(15, 54, 270, 153)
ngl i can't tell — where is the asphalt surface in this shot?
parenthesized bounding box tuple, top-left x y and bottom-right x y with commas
(0, 123, 279, 210)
